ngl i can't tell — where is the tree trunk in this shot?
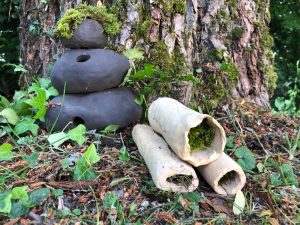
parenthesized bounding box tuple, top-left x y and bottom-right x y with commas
(19, 0, 276, 108)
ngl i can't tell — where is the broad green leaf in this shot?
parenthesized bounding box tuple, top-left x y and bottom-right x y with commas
(182, 192, 204, 203)
(61, 158, 71, 169)
(0, 143, 13, 161)
(48, 132, 69, 147)
(123, 48, 144, 60)
(22, 152, 40, 168)
(12, 101, 31, 116)
(38, 78, 51, 89)
(233, 190, 245, 215)
(83, 144, 100, 164)
(11, 186, 29, 202)
(25, 88, 46, 120)
(101, 124, 119, 134)
(73, 157, 98, 181)
(15, 117, 39, 136)
(9, 201, 29, 218)
(0, 108, 19, 125)
(29, 188, 50, 206)
(0, 192, 12, 213)
(0, 96, 11, 108)
(226, 136, 235, 148)
(67, 124, 86, 145)
(234, 147, 256, 171)
(270, 174, 282, 186)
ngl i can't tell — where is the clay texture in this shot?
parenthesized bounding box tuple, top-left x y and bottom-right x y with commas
(132, 124, 199, 192)
(45, 87, 142, 131)
(60, 19, 108, 49)
(197, 153, 246, 196)
(51, 49, 130, 94)
(148, 97, 226, 167)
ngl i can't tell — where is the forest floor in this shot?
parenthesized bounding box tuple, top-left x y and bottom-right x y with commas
(0, 98, 299, 225)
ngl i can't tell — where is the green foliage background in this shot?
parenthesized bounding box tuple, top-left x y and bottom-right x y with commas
(270, 0, 300, 113)
(0, 0, 21, 97)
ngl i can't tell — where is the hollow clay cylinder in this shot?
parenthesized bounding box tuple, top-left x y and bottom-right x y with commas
(148, 97, 226, 167)
(197, 153, 246, 196)
(132, 124, 199, 192)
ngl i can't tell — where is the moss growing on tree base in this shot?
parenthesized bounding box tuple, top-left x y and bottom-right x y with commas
(188, 119, 215, 152)
(55, 3, 120, 39)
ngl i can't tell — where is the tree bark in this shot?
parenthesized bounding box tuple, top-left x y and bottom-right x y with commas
(19, 0, 276, 108)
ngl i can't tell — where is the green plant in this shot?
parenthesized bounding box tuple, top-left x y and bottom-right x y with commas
(55, 3, 120, 39)
(267, 159, 298, 187)
(0, 187, 50, 218)
(0, 77, 58, 138)
(119, 146, 130, 161)
(73, 143, 101, 181)
(280, 130, 300, 160)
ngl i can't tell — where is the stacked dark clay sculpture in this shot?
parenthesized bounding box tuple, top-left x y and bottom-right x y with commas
(45, 19, 142, 131)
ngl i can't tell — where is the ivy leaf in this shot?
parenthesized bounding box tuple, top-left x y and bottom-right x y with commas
(0, 192, 12, 213)
(9, 201, 29, 218)
(22, 152, 40, 168)
(29, 188, 50, 206)
(101, 124, 119, 134)
(0, 108, 19, 125)
(38, 78, 51, 89)
(83, 144, 100, 164)
(234, 147, 256, 171)
(233, 190, 245, 215)
(52, 189, 63, 198)
(25, 88, 46, 120)
(182, 192, 204, 203)
(11, 186, 29, 202)
(67, 124, 86, 145)
(0, 143, 14, 161)
(134, 95, 144, 105)
(48, 132, 69, 148)
(45, 86, 59, 99)
(14, 117, 39, 136)
(73, 157, 98, 181)
(123, 48, 144, 60)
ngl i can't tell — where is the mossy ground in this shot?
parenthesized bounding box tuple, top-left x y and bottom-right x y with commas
(188, 119, 215, 152)
(55, 3, 120, 39)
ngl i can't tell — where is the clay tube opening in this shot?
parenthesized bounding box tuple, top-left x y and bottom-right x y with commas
(166, 174, 194, 190)
(218, 170, 241, 193)
(76, 54, 91, 62)
(73, 117, 85, 126)
(188, 118, 215, 152)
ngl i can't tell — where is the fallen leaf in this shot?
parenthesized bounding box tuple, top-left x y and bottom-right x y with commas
(156, 212, 177, 224)
(233, 190, 245, 215)
(268, 218, 280, 225)
(207, 198, 230, 214)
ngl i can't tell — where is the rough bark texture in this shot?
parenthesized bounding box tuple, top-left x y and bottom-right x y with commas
(19, 0, 276, 108)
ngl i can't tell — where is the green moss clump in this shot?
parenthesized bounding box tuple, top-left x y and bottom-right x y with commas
(55, 3, 121, 39)
(155, 0, 186, 14)
(218, 171, 237, 186)
(232, 26, 244, 39)
(166, 175, 193, 187)
(188, 119, 215, 152)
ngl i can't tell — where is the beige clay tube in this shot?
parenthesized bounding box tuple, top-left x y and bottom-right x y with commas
(197, 153, 246, 196)
(132, 124, 199, 192)
(148, 97, 226, 167)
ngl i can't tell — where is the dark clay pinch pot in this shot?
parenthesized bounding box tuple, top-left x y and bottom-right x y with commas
(60, 19, 108, 49)
(45, 87, 142, 131)
(51, 49, 130, 94)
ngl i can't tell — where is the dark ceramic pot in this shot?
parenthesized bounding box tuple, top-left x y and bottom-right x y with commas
(60, 19, 108, 49)
(45, 87, 142, 131)
(51, 49, 130, 94)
